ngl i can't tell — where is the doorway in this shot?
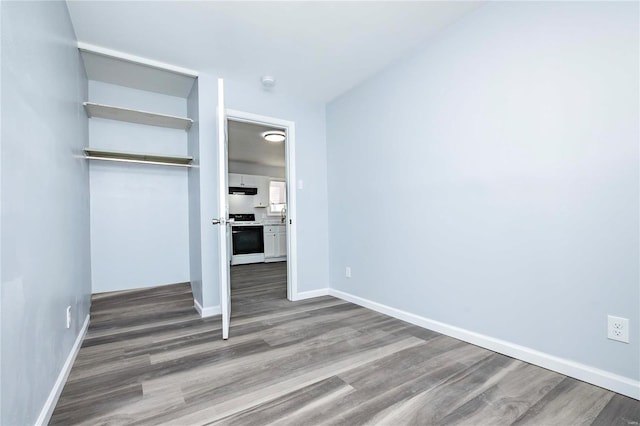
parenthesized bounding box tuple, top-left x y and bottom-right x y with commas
(225, 110, 298, 314)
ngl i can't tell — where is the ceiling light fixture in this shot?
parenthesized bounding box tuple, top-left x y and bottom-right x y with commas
(263, 130, 285, 143)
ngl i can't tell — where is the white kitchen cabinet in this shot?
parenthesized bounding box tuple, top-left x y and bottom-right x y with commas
(228, 173, 242, 187)
(241, 174, 257, 187)
(254, 176, 269, 208)
(263, 224, 286, 262)
(264, 230, 277, 258)
(276, 226, 286, 257)
(228, 174, 270, 208)
(228, 173, 259, 188)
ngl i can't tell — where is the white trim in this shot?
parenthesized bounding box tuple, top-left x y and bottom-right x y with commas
(36, 315, 90, 426)
(291, 288, 330, 301)
(225, 109, 299, 302)
(77, 42, 199, 78)
(328, 288, 640, 400)
(194, 299, 221, 318)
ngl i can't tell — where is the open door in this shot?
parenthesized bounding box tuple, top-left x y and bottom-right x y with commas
(216, 78, 231, 339)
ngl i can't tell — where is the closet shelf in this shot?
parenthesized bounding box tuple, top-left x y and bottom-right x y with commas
(83, 102, 193, 130)
(84, 148, 193, 167)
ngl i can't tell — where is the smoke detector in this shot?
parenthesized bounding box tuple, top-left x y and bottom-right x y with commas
(261, 76, 276, 90)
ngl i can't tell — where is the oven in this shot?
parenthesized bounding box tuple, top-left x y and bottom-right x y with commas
(232, 226, 264, 255)
(230, 219, 265, 265)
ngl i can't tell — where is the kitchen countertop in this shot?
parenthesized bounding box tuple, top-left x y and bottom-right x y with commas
(230, 221, 286, 226)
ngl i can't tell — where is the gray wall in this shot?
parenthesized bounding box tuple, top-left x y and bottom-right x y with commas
(226, 79, 330, 296)
(1, 1, 91, 424)
(196, 73, 330, 310)
(327, 1, 639, 381)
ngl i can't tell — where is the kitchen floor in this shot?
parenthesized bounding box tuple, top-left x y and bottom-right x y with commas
(50, 263, 639, 425)
(231, 262, 287, 318)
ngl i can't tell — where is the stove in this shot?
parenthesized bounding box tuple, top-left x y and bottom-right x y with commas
(229, 213, 262, 226)
(228, 214, 264, 265)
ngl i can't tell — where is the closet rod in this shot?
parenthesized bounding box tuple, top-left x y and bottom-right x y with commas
(85, 156, 194, 168)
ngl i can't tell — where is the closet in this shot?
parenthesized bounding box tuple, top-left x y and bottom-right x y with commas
(80, 46, 201, 294)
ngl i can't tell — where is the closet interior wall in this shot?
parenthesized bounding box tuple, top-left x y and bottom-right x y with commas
(87, 76, 195, 293)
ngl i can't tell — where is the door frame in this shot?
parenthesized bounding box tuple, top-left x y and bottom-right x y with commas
(225, 109, 298, 301)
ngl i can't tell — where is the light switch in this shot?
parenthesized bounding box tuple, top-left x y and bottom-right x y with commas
(298, 180, 304, 190)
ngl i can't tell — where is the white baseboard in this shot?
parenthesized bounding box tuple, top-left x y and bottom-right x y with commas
(194, 299, 221, 318)
(328, 288, 640, 400)
(36, 314, 90, 426)
(291, 288, 330, 301)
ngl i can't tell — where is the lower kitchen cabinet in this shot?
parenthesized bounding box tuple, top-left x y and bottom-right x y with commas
(264, 224, 287, 262)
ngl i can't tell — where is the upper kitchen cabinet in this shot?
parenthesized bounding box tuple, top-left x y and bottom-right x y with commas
(228, 173, 259, 188)
(228, 173, 241, 187)
(254, 177, 269, 208)
(227, 174, 270, 208)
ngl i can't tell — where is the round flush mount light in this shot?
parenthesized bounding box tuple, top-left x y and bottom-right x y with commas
(261, 75, 276, 89)
(263, 130, 285, 143)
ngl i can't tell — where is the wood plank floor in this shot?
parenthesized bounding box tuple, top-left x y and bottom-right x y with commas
(51, 262, 640, 425)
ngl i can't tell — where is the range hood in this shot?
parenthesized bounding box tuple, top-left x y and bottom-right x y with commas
(229, 186, 257, 195)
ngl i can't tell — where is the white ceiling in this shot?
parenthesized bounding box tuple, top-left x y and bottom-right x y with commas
(228, 120, 285, 168)
(66, 1, 483, 102)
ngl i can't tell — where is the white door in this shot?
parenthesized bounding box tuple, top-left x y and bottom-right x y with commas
(216, 78, 231, 340)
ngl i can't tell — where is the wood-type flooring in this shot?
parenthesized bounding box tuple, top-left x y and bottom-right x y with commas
(51, 262, 640, 425)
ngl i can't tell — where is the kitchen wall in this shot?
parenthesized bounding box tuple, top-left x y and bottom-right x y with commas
(327, 0, 639, 391)
(1, 2, 92, 424)
(228, 192, 267, 221)
(88, 81, 191, 293)
(228, 161, 285, 179)
(228, 173, 285, 221)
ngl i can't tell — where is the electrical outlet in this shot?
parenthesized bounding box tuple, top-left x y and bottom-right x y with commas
(607, 315, 629, 343)
(345, 266, 351, 278)
(66, 306, 71, 329)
